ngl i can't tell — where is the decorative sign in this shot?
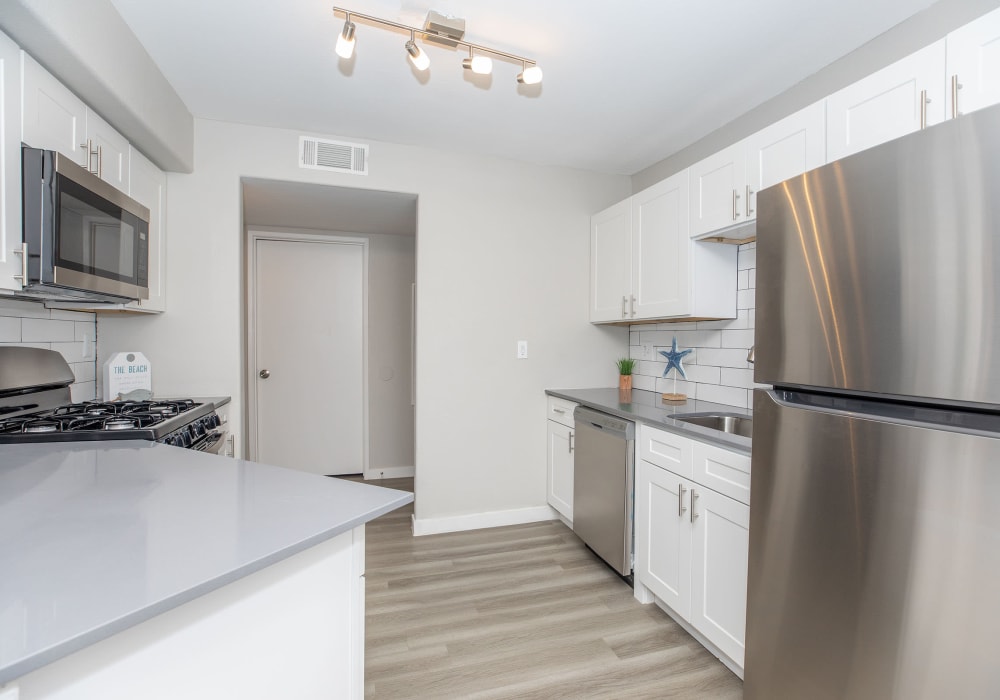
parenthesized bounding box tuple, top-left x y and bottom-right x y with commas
(103, 352, 152, 401)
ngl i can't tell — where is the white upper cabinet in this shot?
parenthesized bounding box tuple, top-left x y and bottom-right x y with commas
(22, 52, 130, 190)
(745, 101, 826, 204)
(127, 147, 167, 312)
(946, 7, 1000, 118)
(0, 32, 23, 292)
(689, 141, 748, 238)
(689, 101, 824, 240)
(826, 40, 947, 162)
(86, 110, 130, 192)
(631, 170, 690, 319)
(21, 52, 88, 167)
(591, 172, 737, 324)
(589, 199, 632, 322)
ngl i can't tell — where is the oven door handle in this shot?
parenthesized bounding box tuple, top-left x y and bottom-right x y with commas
(196, 430, 228, 455)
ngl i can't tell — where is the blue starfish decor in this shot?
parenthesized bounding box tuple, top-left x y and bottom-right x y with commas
(659, 337, 692, 379)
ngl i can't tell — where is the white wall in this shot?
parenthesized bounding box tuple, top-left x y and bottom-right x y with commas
(0, 299, 97, 400)
(98, 119, 630, 528)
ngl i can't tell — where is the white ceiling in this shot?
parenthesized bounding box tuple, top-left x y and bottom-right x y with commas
(109, 0, 937, 175)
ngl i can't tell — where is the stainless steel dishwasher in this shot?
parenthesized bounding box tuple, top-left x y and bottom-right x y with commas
(572, 406, 635, 578)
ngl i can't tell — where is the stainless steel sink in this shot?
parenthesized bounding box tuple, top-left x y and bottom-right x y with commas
(675, 414, 753, 438)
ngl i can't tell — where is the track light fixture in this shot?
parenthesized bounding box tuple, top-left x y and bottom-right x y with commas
(332, 6, 542, 86)
(335, 14, 356, 59)
(462, 47, 493, 75)
(405, 31, 430, 71)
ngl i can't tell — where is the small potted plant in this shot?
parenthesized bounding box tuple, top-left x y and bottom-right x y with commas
(616, 357, 635, 400)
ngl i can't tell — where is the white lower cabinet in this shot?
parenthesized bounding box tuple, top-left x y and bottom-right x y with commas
(634, 424, 750, 676)
(546, 397, 576, 522)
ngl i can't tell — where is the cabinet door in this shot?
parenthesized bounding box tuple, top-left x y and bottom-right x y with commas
(688, 486, 749, 670)
(631, 170, 690, 319)
(745, 100, 826, 216)
(590, 199, 632, 322)
(0, 31, 22, 291)
(635, 461, 691, 617)
(947, 7, 1000, 118)
(546, 420, 574, 521)
(638, 424, 693, 479)
(689, 141, 747, 238)
(826, 40, 947, 162)
(87, 109, 130, 192)
(128, 148, 167, 312)
(21, 52, 88, 166)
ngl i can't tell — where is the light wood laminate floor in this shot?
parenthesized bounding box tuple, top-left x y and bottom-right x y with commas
(357, 477, 743, 699)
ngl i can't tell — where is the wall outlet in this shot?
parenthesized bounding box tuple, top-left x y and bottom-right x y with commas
(642, 343, 652, 360)
(517, 340, 528, 359)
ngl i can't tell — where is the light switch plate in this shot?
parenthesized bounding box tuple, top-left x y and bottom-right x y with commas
(517, 340, 528, 359)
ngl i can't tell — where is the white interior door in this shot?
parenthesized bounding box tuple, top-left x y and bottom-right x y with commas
(253, 235, 366, 475)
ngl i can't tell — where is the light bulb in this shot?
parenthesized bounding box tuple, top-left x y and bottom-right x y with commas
(406, 40, 430, 71)
(517, 65, 543, 85)
(462, 55, 493, 75)
(335, 20, 356, 59)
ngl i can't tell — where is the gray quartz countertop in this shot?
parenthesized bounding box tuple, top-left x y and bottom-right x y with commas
(546, 387, 752, 454)
(0, 442, 412, 684)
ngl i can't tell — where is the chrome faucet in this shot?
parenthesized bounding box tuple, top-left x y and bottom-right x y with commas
(747, 345, 755, 364)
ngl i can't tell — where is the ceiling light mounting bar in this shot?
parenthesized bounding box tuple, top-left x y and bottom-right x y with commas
(331, 6, 538, 67)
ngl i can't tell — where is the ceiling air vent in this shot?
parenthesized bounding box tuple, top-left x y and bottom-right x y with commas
(299, 136, 368, 175)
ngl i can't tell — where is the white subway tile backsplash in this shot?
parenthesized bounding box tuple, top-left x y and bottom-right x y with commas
(697, 347, 752, 369)
(737, 288, 755, 310)
(0, 301, 96, 397)
(0, 316, 19, 342)
(721, 328, 755, 348)
(737, 248, 756, 270)
(697, 383, 749, 409)
(748, 268, 756, 288)
(633, 374, 656, 391)
(71, 362, 97, 384)
(70, 381, 97, 402)
(721, 367, 755, 389)
(666, 329, 722, 349)
(22, 318, 75, 343)
(737, 269, 749, 290)
(683, 364, 721, 384)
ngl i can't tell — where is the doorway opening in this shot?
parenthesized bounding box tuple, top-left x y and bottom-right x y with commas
(241, 178, 417, 481)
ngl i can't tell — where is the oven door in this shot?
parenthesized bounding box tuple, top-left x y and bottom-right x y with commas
(194, 430, 228, 455)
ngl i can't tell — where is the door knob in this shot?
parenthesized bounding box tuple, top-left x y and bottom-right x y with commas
(259, 369, 271, 379)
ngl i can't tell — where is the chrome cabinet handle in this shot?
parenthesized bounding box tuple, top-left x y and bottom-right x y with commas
(690, 489, 699, 523)
(621, 296, 627, 319)
(732, 189, 738, 220)
(630, 295, 636, 318)
(568, 432, 574, 454)
(951, 75, 962, 119)
(97, 145, 103, 179)
(12, 242, 27, 286)
(552, 407, 566, 415)
(259, 369, 271, 379)
(920, 89, 929, 130)
(678, 483, 688, 517)
(79, 139, 99, 174)
(746, 184, 754, 217)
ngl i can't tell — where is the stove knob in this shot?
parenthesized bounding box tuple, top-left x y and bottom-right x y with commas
(178, 429, 193, 448)
(207, 414, 221, 429)
(162, 436, 175, 447)
(192, 420, 207, 438)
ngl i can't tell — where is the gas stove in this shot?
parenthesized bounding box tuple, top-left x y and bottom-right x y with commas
(0, 347, 225, 452)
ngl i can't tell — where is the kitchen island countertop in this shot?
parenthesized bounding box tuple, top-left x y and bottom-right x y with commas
(0, 441, 411, 685)
(546, 387, 751, 454)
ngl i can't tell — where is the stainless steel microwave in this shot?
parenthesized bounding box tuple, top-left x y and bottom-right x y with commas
(21, 145, 149, 302)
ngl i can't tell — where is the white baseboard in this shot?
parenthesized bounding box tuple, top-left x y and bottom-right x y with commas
(411, 505, 556, 536)
(363, 466, 414, 480)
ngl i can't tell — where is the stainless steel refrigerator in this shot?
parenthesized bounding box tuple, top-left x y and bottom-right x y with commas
(746, 102, 1000, 699)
